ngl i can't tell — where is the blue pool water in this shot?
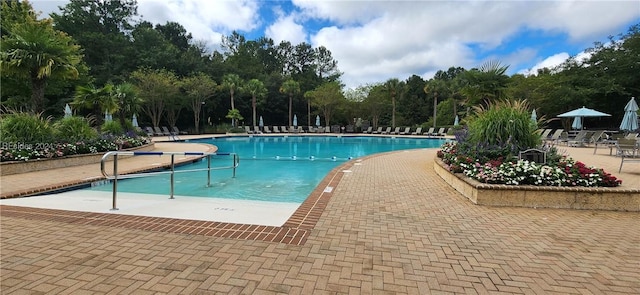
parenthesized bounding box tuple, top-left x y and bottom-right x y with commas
(90, 136, 446, 203)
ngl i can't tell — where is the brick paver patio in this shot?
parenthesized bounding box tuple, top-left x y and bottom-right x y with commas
(1, 139, 639, 294)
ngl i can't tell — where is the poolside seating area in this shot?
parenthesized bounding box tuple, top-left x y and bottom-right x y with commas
(241, 125, 452, 137)
(538, 128, 640, 172)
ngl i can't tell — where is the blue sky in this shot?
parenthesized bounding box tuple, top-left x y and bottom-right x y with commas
(32, 0, 640, 88)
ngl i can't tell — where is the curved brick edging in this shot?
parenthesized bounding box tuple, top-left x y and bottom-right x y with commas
(433, 157, 640, 211)
(0, 143, 155, 176)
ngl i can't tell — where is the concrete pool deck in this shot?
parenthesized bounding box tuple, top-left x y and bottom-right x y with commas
(1, 134, 639, 294)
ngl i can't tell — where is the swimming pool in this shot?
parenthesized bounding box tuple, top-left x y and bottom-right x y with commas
(90, 136, 446, 203)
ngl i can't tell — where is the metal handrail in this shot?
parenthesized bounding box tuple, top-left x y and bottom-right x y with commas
(100, 151, 239, 210)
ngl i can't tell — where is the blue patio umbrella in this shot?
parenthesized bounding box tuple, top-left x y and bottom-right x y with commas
(64, 104, 72, 118)
(132, 114, 139, 127)
(315, 115, 320, 127)
(104, 111, 112, 122)
(453, 115, 459, 126)
(293, 114, 298, 127)
(259, 116, 264, 127)
(557, 106, 610, 130)
(619, 97, 639, 132)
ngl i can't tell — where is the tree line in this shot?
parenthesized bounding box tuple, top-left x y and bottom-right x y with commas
(2, 0, 638, 133)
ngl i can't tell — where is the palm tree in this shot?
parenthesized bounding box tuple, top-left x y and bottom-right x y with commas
(424, 79, 447, 128)
(221, 74, 244, 127)
(461, 60, 510, 107)
(384, 78, 403, 128)
(1, 20, 82, 113)
(113, 82, 142, 130)
(244, 79, 267, 127)
(72, 84, 116, 128)
(280, 79, 300, 127)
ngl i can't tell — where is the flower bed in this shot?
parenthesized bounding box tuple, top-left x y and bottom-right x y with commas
(434, 157, 640, 211)
(437, 142, 622, 187)
(0, 142, 155, 176)
(0, 135, 151, 162)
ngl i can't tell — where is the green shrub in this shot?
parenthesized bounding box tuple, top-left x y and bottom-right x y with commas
(101, 121, 123, 135)
(466, 99, 540, 151)
(0, 112, 53, 143)
(53, 116, 97, 142)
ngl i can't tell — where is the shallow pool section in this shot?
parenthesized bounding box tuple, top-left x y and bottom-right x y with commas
(90, 136, 446, 203)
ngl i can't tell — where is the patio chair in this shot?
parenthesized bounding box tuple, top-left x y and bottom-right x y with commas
(162, 126, 179, 140)
(540, 129, 553, 139)
(390, 127, 401, 134)
(437, 128, 448, 136)
(566, 130, 588, 147)
(172, 126, 187, 135)
(616, 138, 640, 172)
(144, 127, 155, 137)
(625, 132, 638, 139)
(153, 127, 165, 136)
(254, 126, 263, 134)
(263, 126, 272, 133)
(325, 126, 331, 133)
(371, 127, 383, 134)
(363, 126, 373, 134)
(411, 127, 422, 135)
(546, 129, 564, 144)
(272, 126, 281, 133)
(423, 127, 435, 136)
(381, 127, 392, 134)
(244, 126, 254, 134)
(586, 130, 605, 145)
(281, 126, 289, 133)
(399, 127, 411, 135)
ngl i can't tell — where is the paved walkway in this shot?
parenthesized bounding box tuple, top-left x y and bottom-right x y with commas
(1, 137, 639, 294)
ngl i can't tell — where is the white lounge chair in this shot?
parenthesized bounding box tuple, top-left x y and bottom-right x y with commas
(411, 127, 422, 135)
(399, 127, 411, 135)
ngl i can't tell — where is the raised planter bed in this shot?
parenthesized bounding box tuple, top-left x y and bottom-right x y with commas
(0, 143, 155, 176)
(433, 157, 640, 212)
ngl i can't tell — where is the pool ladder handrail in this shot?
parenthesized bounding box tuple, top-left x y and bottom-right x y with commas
(100, 151, 239, 211)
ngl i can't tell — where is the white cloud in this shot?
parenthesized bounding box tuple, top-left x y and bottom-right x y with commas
(518, 52, 570, 76)
(297, 1, 639, 88)
(265, 14, 307, 45)
(138, 0, 260, 50)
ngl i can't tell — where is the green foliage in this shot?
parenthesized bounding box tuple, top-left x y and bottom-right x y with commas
(101, 121, 124, 135)
(53, 116, 97, 142)
(0, 112, 53, 143)
(466, 99, 541, 152)
(225, 109, 243, 127)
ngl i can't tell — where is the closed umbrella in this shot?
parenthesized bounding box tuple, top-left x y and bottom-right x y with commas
(64, 104, 72, 118)
(293, 114, 298, 127)
(619, 97, 639, 132)
(104, 111, 112, 122)
(531, 109, 537, 123)
(132, 114, 139, 127)
(571, 117, 582, 130)
(315, 115, 320, 127)
(259, 116, 264, 127)
(454, 115, 459, 126)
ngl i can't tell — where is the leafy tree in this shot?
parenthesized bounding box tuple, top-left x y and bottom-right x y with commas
(131, 68, 179, 128)
(1, 19, 82, 113)
(398, 75, 428, 126)
(1, 0, 38, 37)
(182, 73, 217, 133)
(363, 84, 390, 128)
(71, 84, 116, 127)
(221, 73, 244, 127)
(280, 79, 300, 127)
(305, 82, 345, 127)
(244, 79, 267, 127)
(130, 21, 180, 71)
(51, 0, 138, 85)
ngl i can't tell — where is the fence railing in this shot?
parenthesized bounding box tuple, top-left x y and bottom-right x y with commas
(100, 151, 239, 210)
